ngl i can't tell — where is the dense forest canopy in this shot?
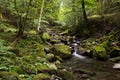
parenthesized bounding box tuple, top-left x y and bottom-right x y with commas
(1, 0, 120, 37)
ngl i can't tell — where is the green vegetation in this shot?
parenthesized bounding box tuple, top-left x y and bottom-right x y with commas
(0, 0, 120, 80)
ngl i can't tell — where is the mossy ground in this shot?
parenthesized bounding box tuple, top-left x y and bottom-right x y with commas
(0, 21, 76, 80)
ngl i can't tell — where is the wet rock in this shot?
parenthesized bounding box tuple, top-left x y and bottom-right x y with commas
(77, 46, 93, 57)
(74, 69, 96, 76)
(109, 56, 120, 62)
(81, 74, 89, 79)
(113, 63, 120, 69)
(51, 44, 72, 59)
(77, 46, 87, 55)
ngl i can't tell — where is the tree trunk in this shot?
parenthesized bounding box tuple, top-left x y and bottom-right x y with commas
(72, 0, 76, 27)
(0, 7, 3, 19)
(37, 0, 45, 31)
(81, 0, 88, 23)
(16, 0, 32, 38)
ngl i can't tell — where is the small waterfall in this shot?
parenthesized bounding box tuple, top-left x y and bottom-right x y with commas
(71, 43, 86, 59)
(72, 49, 86, 59)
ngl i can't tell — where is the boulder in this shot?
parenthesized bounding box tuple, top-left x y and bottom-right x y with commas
(42, 32, 51, 41)
(35, 62, 57, 73)
(109, 56, 120, 62)
(33, 73, 50, 80)
(77, 46, 93, 57)
(57, 69, 74, 80)
(51, 44, 72, 59)
(93, 46, 108, 60)
(46, 53, 55, 61)
(113, 63, 120, 70)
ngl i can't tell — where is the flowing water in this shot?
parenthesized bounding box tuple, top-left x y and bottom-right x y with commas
(63, 43, 120, 80)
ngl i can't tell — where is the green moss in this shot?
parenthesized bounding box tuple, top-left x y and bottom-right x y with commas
(9, 66, 24, 74)
(42, 32, 51, 41)
(22, 55, 35, 63)
(34, 63, 49, 73)
(21, 63, 37, 74)
(37, 44, 45, 57)
(0, 71, 18, 80)
(53, 44, 71, 59)
(93, 46, 108, 60)
(55, 56, 63, 62)
(33, 73, 50, 80)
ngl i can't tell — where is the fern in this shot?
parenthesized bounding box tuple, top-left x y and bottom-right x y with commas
(0, 40, 15, 57)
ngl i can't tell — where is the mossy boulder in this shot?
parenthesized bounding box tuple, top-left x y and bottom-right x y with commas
(51, 44, 72, 59)
(46, 53, 55, 61)
(57, 69, 74, 80)
(35, 62, 57, 73)
(42, 32, 51, 41)
(33, 73, 50, 80)
(35, 63, 49, 73)
(0, 71, 18, 80)
(93, 46, 108, 60)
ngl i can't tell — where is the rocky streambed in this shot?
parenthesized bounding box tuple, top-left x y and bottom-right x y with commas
(63, 53, 120, 80)
(62, 38, 120, 80)
(46, 29, 120, 80)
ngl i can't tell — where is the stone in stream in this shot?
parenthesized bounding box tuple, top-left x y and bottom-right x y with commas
(74, 69, 96, 76)
(50, 44, 72, 59)
(113, 63, 120, 69)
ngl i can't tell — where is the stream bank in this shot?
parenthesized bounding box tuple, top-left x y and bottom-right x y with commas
(0, 27, 120, 80)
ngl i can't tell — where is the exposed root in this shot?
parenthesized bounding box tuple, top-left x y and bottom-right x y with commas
(10, 37, 20, 47)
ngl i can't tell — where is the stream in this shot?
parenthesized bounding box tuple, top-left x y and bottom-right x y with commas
(63, 42, 120, 80)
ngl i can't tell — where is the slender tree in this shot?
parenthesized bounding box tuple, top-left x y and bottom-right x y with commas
(16, 0, 33, 37)
(81, 0, 88, 23)
(37, 0, 45, 31)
